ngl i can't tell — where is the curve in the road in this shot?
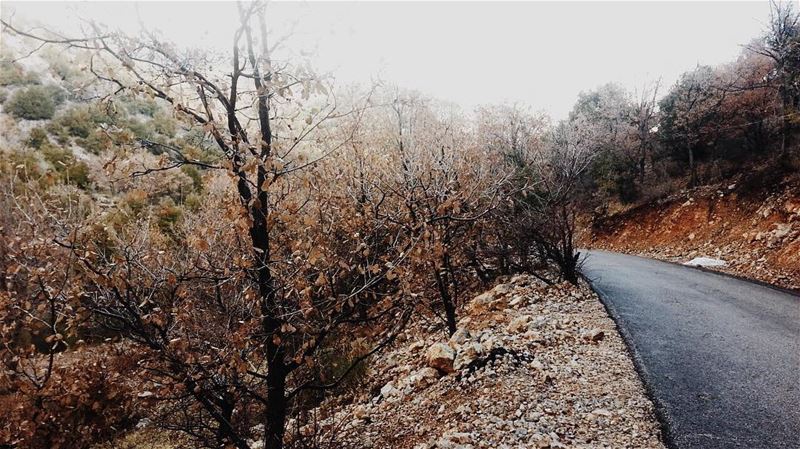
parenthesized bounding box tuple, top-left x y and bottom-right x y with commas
(581, 250, 800, 449)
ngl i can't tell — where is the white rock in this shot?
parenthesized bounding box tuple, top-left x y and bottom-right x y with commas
(381, 381, 399, 397)
(466, 285, 510, 314)
(684, 257, 727, 268)
(581, 328, 605, 342)
(509, 296, 526, 308)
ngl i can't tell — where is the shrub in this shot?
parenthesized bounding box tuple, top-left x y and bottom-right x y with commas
(0, 61, 40, 86)
(0, 350, 138, 449)
(300, 338, 372, 407)
(77, 130, 113, 155)
(155, 198, 183, 234)
(151, 111, 177, 137)
(41, 84, 68, 105)
(49, 105, 113, 139)
(119, 189, 149, 218)
(63, 161, 91, 189)
(123, 97, 158, 117)
(2, 149, 42, 181)
(41, 145, 92, 189)
(180, 165, 203, 192)
(5, 85, 57, 120)
(123, 117, 154, 140)
(27, 127, 50, 149)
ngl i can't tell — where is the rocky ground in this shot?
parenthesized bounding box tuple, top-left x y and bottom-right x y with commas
(296, 275, 665, 449)
(586, 173, 800, 291)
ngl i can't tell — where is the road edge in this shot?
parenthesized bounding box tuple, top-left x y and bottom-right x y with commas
(581, 273, 678, 449)
(585, 248, 800, 297)
(666, 260, 800, 297)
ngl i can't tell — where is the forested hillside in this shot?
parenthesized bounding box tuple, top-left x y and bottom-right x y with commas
(0, 2, 797, 449)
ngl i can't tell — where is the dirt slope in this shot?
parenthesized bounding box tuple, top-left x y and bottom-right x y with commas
(584, 173, 800, 291)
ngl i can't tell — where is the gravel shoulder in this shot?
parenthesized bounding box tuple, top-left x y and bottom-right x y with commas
(306, 275, 665, 449)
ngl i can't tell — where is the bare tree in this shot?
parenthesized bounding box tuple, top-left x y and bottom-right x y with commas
(524, 120, 595, 285)
(746, 0, 800, 156)
(370, 91, 510, 335)
(2, 5, 414, 449)
(631, 80, 661, 183)
(659, 66, 727, 187)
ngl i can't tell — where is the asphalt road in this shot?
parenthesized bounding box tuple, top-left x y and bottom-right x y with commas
(581, 250, 800, 449)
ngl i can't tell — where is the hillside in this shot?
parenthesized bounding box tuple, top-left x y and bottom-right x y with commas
(584, 170, 800, 291)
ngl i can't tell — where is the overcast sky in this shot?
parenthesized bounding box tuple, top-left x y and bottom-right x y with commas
(3, 1, 774, 119)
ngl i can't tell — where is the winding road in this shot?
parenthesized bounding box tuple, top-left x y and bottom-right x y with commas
(581, 250, 800, 449)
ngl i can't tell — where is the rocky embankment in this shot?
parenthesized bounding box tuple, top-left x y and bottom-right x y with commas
(587, 174, 800, 291)
(298, 275, 665, 449)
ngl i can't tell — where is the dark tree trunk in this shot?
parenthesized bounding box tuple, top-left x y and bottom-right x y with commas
(240, 7, 291, 449)
(639, 147, 647, 185)
(687, 143, 697, 187)
(217, 392, 236, 449)
(434, 267, 457, 336)
(562, 253, 580, 285)
(265, 358, 288, 449)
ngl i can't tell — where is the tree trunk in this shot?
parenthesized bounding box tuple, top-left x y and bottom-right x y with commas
(780, 86, 789, 157)
(218, 392, 236, 449)
(253, 220, 287, 449)
(434, 268, 457, 336)
(687, 143, 696, 188)
(265, 358, 288, 449)
(240, 9, 290, 448)
(562, 254, 580, 285)
(639, 144, 647, 185)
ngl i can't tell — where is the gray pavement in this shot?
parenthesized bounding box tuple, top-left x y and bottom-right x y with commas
(581, 250, 800, 449)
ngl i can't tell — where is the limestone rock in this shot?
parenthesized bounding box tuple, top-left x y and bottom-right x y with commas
(582, 328, 605, 342)
(427, 342, 456, 373)
(448, 328, 472, 350)
(506, 315, 532, 333)
(454, 341, 485, 371)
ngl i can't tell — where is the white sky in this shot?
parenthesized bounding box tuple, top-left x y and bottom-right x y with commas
(2, 1, 775, 119)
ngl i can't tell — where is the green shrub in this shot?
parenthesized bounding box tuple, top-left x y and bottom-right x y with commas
(2, 149, 42, 181)
(123, 97, 158, 117)
(5, 86, 56, 120)
(41, 84, 68, 105)
(317, 339, 370, 395)
(123, 117, 154, 140)
(27, 127, 50, 149)
(0, 61, 40, 86)
(49, 105, 113, 139)
(41, 144, 72, 167)
(77, 130, 113, 155)
(41, 145, 91, 189)
(180, 165, 203, 192)
(63, 161, 91, 188)
(151, 111, 177, 137)
(183, 192, 203, 211)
